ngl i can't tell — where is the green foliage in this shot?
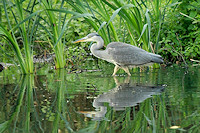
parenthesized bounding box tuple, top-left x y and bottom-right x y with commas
(66, 0, 167, 53)
(0, 0, 40, 74)
(66, 45, 87, 64)
(0, 0, 199, 68)
(37, 0, 70, 69)
(37, 0, 93, 69)
(65, 18, 93, 65)
(160, 0, 200, 63)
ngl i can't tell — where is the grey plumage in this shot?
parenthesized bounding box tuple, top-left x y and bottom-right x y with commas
(73, 33, 164, 76)
(106, 42, 163, 66)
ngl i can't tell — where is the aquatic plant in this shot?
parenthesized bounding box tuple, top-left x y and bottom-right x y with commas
(0, 0, 40, 74)
(37, 0, 93, 69)
(159, 0, 200, 64)
(37, 0, 67, 69)
(66, 0, 170, 54)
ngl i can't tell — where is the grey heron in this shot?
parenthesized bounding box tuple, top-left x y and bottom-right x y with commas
(73, 33, 164, 76)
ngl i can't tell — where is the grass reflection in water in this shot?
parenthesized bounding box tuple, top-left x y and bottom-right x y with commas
(0, 66, 200, 132)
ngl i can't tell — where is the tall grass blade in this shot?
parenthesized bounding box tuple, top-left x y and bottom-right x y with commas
(98, 21, 107, 32)
(12, 10, 43, 32)
(54, 20, 70, 48)
(145, 9, 151, 51)
(0, 23, 26, 73)
(107, 7, 122, 25)
(47, 9, 80, 15)
(71, 13, 93, 19)
(138, 24, 148, 41)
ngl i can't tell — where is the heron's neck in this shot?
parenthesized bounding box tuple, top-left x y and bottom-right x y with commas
(90, 37, 104, 51)
(90, 38, 107, 60)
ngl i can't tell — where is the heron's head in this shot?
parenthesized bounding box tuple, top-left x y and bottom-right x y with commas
(73, 33, 102, 43)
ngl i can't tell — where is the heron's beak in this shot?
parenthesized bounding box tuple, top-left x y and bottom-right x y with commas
(73, 37, 88, 43)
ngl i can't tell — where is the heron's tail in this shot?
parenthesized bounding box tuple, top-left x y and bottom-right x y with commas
(149, 53, 164, 63)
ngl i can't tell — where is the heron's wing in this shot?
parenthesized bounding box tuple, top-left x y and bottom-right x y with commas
(106, 42, 152, 66)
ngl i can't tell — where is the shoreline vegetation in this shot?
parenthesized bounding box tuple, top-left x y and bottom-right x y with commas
(0, 0, 199, 74)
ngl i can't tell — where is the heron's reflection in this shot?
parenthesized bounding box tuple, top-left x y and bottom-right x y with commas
(79, 77, 165, 121)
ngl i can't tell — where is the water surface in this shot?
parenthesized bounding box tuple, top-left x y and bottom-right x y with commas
(0, 64, 200, 132)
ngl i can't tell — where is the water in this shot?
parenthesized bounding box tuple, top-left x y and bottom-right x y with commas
(0, 63, 200, 133)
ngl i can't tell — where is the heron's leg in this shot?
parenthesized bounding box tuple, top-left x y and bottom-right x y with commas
(122, 67, 131, 76)
(112, 65, 120, 76)
(113, 76, 120, 86)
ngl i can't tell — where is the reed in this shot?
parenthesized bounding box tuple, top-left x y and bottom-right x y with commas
(0, 0, 40, 74)
(38, 0, 91, 69)
(101, 0, 155, 52)
(37, 0, 66, 69)
(66, 0, 110, 45)
(66, 0, 168, 54)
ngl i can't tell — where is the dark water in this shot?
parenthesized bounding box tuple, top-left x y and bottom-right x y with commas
(0, 64, 200, 133)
